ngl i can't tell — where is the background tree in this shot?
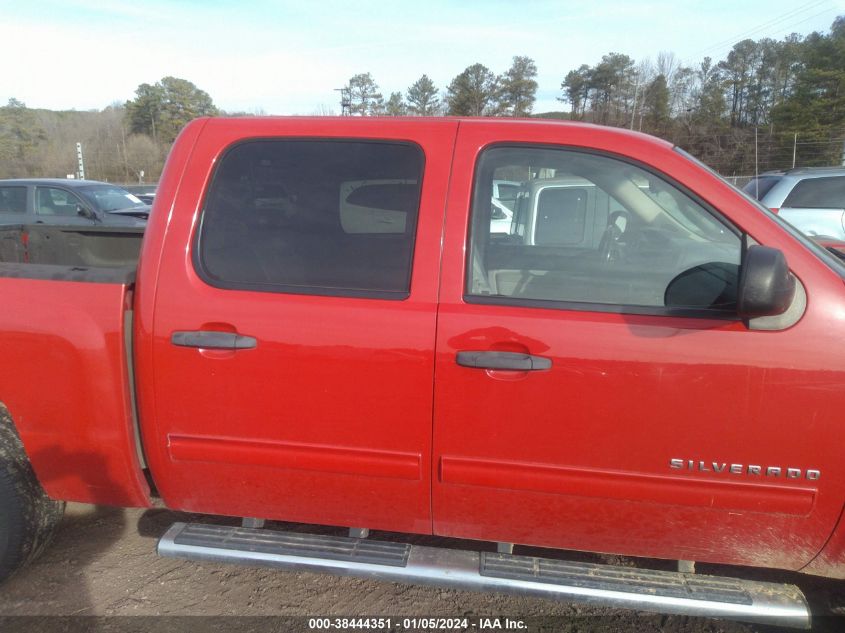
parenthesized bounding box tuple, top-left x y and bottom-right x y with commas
(446, 63, 498, 116)
(771, 17, 845, 165)
(406, 75, 440, 116)
(588, 53, 636, 125)
(346, 73, 384, 116)
(125, 83, 163, 143)
(0, 99, 45, 176)
(497, 56, 538, 117)
(124, 134, 162, 183)
(125, 77, 217, 144)
(642, 74, 670, 134)
(385, 92, 407, 116)
(560, 65, 591, 119)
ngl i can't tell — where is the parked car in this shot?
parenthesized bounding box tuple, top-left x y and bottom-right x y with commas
(743, 167, 845, 240)
(0, 179, 149, 227)
(5, 117, 845, 628)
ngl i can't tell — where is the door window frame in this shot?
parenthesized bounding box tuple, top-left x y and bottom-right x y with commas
(34, 186, 86, 217)
(464, 143, 745, 319)
(192, 137, 426, 301)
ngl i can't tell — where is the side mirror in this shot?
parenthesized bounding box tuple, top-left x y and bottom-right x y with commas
(737, 245, 795, 318)
(76, 205, 98, 221)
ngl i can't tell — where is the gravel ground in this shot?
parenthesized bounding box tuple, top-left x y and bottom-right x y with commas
(0, 503, 843, 633)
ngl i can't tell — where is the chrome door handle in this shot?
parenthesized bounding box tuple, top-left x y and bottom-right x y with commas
(456, 351, 552, 371)
(171, 331, 257, 350)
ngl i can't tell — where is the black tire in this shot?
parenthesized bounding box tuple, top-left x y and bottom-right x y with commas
(0, 406, 65, 584)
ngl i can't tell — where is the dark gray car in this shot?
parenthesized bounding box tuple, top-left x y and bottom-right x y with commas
(743, 167, 845, 240)
(0, 179, 149, 227)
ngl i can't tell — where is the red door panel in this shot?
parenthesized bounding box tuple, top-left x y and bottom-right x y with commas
(139, 118, 457, 533)
(432, 120, 845, 570)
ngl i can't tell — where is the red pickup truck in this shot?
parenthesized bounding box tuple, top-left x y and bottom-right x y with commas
(2, 116, 844, 627)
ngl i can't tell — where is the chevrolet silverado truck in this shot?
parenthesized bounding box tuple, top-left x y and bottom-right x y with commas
(2, 116, 845, 628)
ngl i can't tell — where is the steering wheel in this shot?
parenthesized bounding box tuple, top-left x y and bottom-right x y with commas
(598, 211, 629, 263)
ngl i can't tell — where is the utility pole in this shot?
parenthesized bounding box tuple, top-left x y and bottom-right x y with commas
(76, 142, 85, 180)
(630, 74, 639, 130)
(841, 138, 845, 166)
(792, 133, 797, 169)
(754, 128, 759, 199)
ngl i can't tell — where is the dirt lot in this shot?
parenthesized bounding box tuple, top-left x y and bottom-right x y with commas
(0, 504, 843, 632)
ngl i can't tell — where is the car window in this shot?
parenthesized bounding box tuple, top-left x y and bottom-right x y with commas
(468, 146, 742, 314)
(783, 176, 845, 209)
(742, 176, 782, 201)
(36, 187, 84, 216)
(78, 185, 144, 212)
(533, 187, 587, 245)
(338, 180, 417, 234)
(0, 187, 26, 214)
(196, 139, 424, 299)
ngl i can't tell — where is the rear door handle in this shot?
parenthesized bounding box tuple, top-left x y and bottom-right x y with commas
(171, 331, 257, 350)
(456, 351, 552, 371)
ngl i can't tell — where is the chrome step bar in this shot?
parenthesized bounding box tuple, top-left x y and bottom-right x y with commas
(158, 522, 810, 628)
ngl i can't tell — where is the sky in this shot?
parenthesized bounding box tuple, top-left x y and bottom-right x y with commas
(1, 0, 843, 115)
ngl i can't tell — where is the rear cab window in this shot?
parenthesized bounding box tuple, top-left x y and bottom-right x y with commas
(195, 139, 424, 299)
(783, 176, 845, 208)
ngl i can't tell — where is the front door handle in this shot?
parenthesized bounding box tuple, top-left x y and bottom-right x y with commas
(171, 331, 257, 350)
(456, 351, 552, 371)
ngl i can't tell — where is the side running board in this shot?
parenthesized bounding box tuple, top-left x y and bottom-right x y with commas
(158, 522, 810, 629)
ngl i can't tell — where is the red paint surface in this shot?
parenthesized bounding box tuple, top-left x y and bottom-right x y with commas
(169, 435, 422, 480)
(440, 457, 816, 516)
(0, 277, 149, 506)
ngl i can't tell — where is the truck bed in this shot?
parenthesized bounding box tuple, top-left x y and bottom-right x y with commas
(0, 222, 150, 507)
(0, 223, 143, 271)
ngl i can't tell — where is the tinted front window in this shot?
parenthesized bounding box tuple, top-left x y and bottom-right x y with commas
(0, 187, 26, 214)
(468, 146, 742, 313)
(783, 176, 845, 209)
(742, 176, 781, 201)
(197, 139, 424, 298)
(36, 187, 83, 216)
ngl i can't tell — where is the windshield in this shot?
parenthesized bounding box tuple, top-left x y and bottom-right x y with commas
(674, 147, 845, 279)
(79, 185, 146, 212)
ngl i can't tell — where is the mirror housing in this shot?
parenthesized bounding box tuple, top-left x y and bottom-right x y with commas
(737, 245, 795, 319)
(76, 204, 100, 222)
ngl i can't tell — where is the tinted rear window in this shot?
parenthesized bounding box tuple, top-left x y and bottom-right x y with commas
(783, 176, 845, 209)
(0, 187, 26, 214)
(196, 139, 424, 299)
(742, 176, 781, 201)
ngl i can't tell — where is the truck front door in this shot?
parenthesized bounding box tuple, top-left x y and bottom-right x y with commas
(432, 122, 845, 570)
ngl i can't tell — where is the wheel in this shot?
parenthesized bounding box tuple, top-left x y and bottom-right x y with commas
(0, 406, 65, 584)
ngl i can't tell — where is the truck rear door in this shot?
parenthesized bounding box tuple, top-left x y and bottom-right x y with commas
(142, 119, 456, 533)
(432, 120, 845, 570)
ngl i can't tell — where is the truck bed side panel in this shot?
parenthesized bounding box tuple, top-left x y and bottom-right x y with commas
(0, 270, 151, 506)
